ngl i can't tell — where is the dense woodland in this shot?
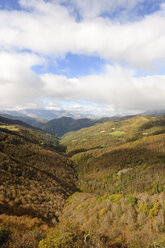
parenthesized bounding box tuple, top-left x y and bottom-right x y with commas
(0, 115, 165, 248)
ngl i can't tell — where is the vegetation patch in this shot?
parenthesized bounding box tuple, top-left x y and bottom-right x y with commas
(0, 226, 11, 247)
(109, 131, 125, 136)
(0, 125, 19, 131)
(99, 208, 107, 216)
(126, 194, 138, 206)
(109, 194, 123, 204)
(148, 202, 160, 218)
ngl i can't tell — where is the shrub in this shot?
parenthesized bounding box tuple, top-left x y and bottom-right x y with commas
(39, 230, 78, 248)
(10, 229, 43, 248)
(97, 194, 108, 204)
(99, 208, 106, 217)
(0, 226, 11, 246)
(151, 182, 164, 194)
(148, 240, 165, 248)
(38, 223, 84, 248)
(118, 209, 123, 218)
(126, 195, 138, 206)
(137, 202, 153, 215)
(108, 194, 123, 204)
(162, 204, 165, 214)
(76, 204, 82, 210)
(148, 202, 160, 218)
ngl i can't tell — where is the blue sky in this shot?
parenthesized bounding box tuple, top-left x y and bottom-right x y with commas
(32, 53, 106, 77)
(0, 0, 165, 117)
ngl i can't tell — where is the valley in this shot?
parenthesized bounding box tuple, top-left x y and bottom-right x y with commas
(1, 0, 165, 247)
(0, 115, 165, 248)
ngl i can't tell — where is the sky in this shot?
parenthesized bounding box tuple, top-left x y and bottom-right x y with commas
(0, 0, 165, 117)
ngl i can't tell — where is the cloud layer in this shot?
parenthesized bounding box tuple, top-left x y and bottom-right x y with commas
(42, 65, 165, 113)
(0, 0, 165, 115)
(0, 52, 43, 106)
(0, 0, 165, 68)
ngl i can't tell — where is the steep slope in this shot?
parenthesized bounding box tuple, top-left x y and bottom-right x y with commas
(0, 113, 45, 127)
(0, 115, 33, 129)
(0, 116, 66, 152)
(41, 115, 134, 137)
(73, 134, 165, 195)
(58, 116, 165, 248)
(61, 116, 165, 195)
(61, 116, 165, 154)
(0, 121, 77, 223)
(1, 115, 165, 248)
(41, 117, 94, 136)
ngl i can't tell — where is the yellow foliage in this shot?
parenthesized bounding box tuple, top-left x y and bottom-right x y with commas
(148, 202, 160, 218)
(108, 194, 123, 204)
(99, 208, 106, 217)
(76, 204, 82, 210)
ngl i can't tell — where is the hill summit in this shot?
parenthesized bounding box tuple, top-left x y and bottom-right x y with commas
(41, 115, 134, 136)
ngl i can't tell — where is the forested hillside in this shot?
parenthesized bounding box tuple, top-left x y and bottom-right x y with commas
(59, 116, 165, 248)
(40, 116, 134, 136)
(0, 118, 77, 247)
(0, 115, 165, 248)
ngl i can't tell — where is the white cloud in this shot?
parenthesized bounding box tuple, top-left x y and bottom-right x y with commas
(0, 52, 164, 114)
(0, 0, 165, 69)
(0, 52, 44, 106)
(0, 0, 165, 115)
(41, 65, 165, 113)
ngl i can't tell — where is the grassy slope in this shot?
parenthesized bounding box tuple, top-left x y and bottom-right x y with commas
(41, 115, 134, 137)
(61, 116, 165, 154)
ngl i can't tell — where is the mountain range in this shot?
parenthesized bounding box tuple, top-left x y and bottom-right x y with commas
(40, 115, 135, 137)
(0, 109, 164, 137)
(0, 108, 100, 120)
